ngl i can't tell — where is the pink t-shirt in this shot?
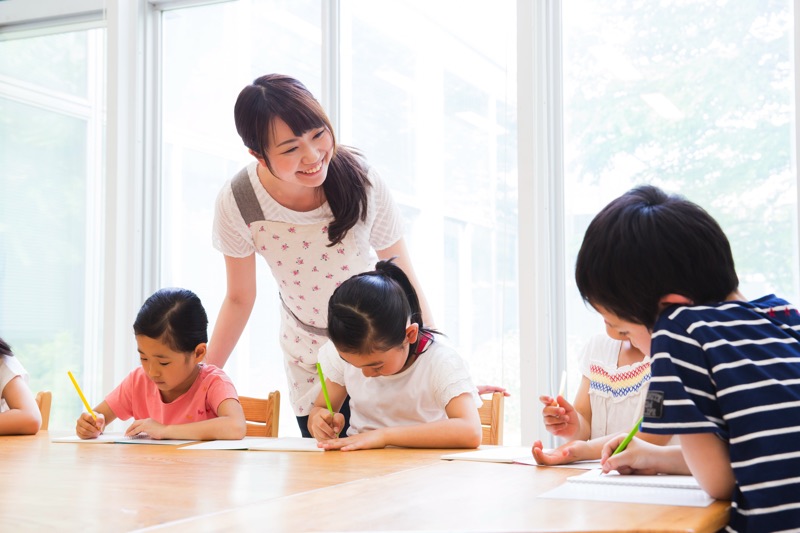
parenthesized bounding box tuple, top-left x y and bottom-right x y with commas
(105, 364, 238, 425)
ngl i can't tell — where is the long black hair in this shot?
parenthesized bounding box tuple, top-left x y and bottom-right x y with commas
(0, 337, 14, 357)
(327, 258, 437, 357)
(133, 288, 208, 353)
(234, 73, 370, 246)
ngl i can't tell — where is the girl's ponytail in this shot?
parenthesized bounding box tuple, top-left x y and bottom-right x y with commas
(374, 258, 424, 333)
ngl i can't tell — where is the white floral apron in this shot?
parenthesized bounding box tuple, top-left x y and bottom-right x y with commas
(231, 169, 372, 415)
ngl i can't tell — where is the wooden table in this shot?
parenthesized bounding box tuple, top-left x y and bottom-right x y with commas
(0, 433, 729, 532)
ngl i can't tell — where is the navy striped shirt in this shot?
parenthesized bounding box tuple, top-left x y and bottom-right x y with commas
(645, 295, 800, 532)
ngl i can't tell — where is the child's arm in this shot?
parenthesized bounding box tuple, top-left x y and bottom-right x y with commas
(319, 392, 482, 451)
(122, 398, 247, 440)
(679, 433, 735, 500)
(0, 376, 41, 435)
(532, 435, 607, 465)
(532, 428, 675, 465)
(308, 379, 348, 441)
(638, 432, 674, 445)
(76, 401, 117, 439)
(600, 431, 733, 500)
(539, 375, 592, 440)
(600, 434, 687, 475)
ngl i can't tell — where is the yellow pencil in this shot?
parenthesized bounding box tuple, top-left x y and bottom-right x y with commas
(68, 371, 97, 421)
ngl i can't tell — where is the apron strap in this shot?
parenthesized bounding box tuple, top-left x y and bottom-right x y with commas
(280, 294, 329, 338)
(231, 167, 266, 225)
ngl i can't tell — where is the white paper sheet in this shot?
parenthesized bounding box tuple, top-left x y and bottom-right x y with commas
(539, 469, 715, 507)
(441, 446, 600, 469)
(51, 433, 196, 445)
(179, 436, 325, 452)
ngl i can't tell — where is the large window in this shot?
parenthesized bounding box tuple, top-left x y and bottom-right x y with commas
(160, 0, 322, 433)
(0, 26, 106, 429)
(160, 0, 520, 440)
(341, 0, 519, 441)
(561, 1, 798, 398)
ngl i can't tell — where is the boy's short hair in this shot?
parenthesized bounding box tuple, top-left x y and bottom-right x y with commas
(575, 185, 739, 328)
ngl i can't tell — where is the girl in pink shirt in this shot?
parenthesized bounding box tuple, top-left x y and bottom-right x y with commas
(75, 288, 246, 440)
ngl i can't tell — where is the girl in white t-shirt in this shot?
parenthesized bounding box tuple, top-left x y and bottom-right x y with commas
(531, 324, 672, 465)
(308, 259, 482, 451)
(0, 337, 41, 435)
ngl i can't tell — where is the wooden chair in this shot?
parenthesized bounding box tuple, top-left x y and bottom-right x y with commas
(239, 391, 280, 437)
(35, 390, 52, 431)
(478, 392, 504, 445)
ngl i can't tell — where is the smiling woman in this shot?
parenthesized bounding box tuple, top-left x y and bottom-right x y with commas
(206, 74, 433, 439)
(251, 120, 333, 211)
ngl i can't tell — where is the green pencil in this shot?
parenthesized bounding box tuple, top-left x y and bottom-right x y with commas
(612, 415, 643, 456)
(316, 362, 334, 414)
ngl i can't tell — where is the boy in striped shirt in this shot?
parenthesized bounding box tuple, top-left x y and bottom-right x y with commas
(575, 185, 800, 532)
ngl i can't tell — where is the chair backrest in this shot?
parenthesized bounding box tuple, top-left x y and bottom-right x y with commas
(239, 391, 280, 437)
(478, 392, 504, 445)
(35, 390, 52, 431)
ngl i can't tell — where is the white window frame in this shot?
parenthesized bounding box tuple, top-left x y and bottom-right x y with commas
(0, 0, 147, 402)
(517, 0, 565, 445)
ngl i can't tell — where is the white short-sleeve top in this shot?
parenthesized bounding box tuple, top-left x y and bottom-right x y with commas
(317, 335, 482, 436)
(212, 160, 404, 259)
(0, 354, 29, 412)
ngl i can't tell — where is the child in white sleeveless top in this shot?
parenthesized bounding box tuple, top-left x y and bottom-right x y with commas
(531, 323, 673, 465)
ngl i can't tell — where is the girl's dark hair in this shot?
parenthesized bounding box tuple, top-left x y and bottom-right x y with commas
(575, 184, 739, 328)
(234, 73, 370, 246)
(327, 258, 436, 356)
(133, 288, 208, 353)
(0, 337, 13, 357)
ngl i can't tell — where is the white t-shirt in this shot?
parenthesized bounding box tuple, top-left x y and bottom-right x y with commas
(212, 160, 403, 258)
(317, 334, 481, 436)
(0, 354, 29, 412)
(578, 333, 651, 439)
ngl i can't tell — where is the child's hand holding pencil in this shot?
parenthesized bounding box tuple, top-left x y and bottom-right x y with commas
(600, 422, 667, 476)
(308, 363, 345, 441)
(76, 411, 106, 440)
(69, 371, 107, 440)
(539, 371, 581, 438)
